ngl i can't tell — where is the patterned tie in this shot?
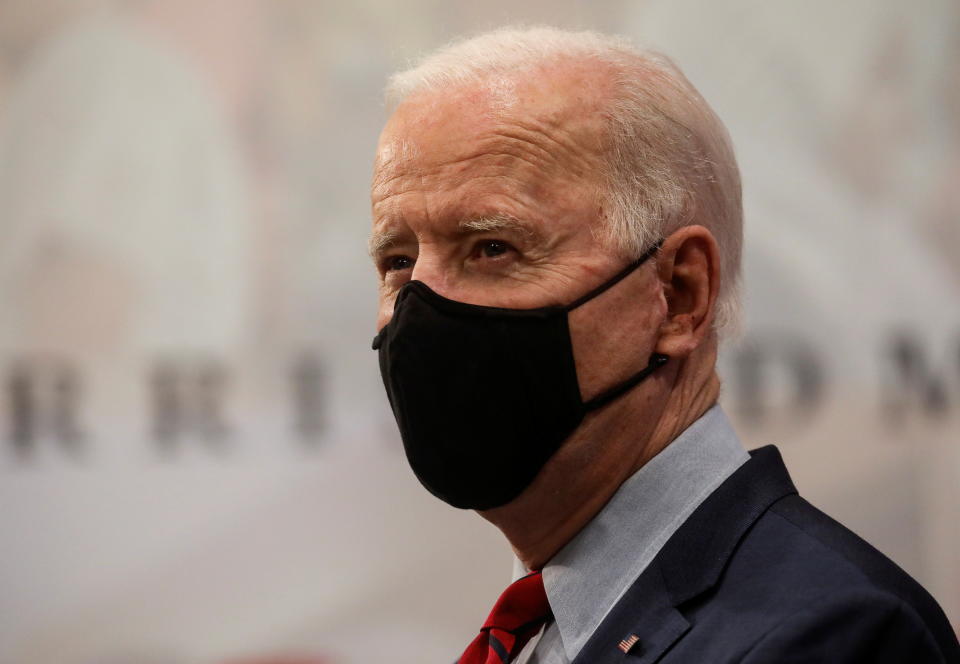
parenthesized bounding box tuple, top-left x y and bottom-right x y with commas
(458, 571, 552, 664)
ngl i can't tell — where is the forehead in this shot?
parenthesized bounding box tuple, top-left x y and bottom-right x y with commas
(372, 60, 615, 208)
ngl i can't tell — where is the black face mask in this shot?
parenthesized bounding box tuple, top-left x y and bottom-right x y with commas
(372, 241, 667, 510)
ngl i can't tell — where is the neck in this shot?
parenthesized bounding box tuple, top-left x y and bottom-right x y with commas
(481, 343, 720, 570)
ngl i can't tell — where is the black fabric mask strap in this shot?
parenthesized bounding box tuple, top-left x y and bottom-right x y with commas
(583, 353, 669, 412)
(564, 239, 663, 312)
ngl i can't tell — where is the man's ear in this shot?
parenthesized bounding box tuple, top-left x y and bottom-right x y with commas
(654, 225, 720, 358)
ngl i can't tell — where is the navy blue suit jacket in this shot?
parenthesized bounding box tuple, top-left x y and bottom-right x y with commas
(571, 446, 960, 663)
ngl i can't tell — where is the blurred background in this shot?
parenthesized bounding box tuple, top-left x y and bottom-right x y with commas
(0, 1, 957, 662)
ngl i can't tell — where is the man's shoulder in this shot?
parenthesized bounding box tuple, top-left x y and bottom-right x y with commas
(686, 481, 959, 662)
(729, 492, 940, 615)
(762, 493, 935, 605)
(577, 447, 959, 664)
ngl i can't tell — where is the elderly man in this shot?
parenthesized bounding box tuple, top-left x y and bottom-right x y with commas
(368, 27, 959, 664)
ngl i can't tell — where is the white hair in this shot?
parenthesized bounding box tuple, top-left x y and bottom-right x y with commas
(386, 26, 743, 337)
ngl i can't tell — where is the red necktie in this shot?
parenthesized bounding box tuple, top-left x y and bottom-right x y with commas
(458, 571, 552, 664)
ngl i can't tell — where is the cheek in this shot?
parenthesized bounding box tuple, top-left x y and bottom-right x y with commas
(567, 276, 664, 400)
(375, 296, 395, 331)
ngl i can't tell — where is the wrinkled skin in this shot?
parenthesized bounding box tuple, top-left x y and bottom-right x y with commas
(370, 59, 722, 569)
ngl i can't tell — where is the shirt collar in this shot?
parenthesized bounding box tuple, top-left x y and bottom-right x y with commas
(515, 405, 748, 661)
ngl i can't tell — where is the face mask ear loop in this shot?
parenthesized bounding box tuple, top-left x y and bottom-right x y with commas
(582, 353, 669, 411)
(564, 239, 663, 312)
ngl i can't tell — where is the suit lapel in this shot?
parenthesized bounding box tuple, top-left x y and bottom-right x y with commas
(571, 557, 690, 664)
(571, 446, 797, 664)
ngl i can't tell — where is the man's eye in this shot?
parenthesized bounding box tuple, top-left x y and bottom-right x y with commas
(385, 255, 415, 271)
(477, 240, 511, 258)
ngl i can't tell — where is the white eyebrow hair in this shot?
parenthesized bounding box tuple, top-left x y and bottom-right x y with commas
(368, 214, 540, 260)
(367, 228, 400, 260)
(458, 214, 538, 240)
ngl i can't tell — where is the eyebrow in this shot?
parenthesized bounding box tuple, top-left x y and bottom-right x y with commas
(367, 213, 542, 261)
(457, 213, 540, 241)
(368, 228, 401, 260)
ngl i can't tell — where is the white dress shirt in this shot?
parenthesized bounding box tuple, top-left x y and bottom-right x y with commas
(513, 405, 749, 663)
